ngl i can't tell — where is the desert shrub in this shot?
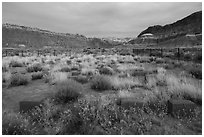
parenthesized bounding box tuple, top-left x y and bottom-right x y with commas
(47, 71, 69, 84)
(27, 63, 42, 73)
(163, 63, 174, 70)
(71, 65, 80, 71)
(2, 110, 33, 135)
(60, 66, 71, 72)
(48, 60, 55, 65)
(171, 61, 183, 68)
(174, 51, 184, 59)
(56, 106, 83, 134)
(130, 69, 147, 77)
(111, 76, 140, 90)
(166, 75, 202, 105)
(90, 75, 112, 91)
(31, 72, 44, 80)
(54, 79, 83, 103)
(151, 50, 162, 57)
(28, 99, 83, 134)
(71, 71, 81, 76)
(139, 57, 151, 63)
(193, 52, 202, 63)
(183, 52, 192, 61)
(188, 67, 202, 79)
(73, 75, 89, 84)
(9, 60, 24, 67)
(2, 65, 8, 72)
(77, 99, 163, 135)
(149, 57, 156, 62)
(2, 71, 11, 83)
(81, 68, 97, 76)
(10, 73, 29, 86)
(99, 66, 114, 75)
(66, 60, 72, 65)
(155, 58, 165, 64)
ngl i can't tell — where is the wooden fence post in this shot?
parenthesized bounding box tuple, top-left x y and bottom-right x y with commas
(177, 48, 180, 60)
(53, 50, 56, 56)
(5, 50, 7, 56)
(160, 48, 163, 57)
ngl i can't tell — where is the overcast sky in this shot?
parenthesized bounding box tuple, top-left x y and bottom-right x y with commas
(2, 2, 202, 38)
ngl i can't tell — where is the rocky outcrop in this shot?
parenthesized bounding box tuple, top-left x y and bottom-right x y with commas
(2, 23, 114, 49)
(129, 11, 202, 47)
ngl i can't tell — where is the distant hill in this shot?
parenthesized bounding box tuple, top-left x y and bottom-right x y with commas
(129, 11, 202, 47)
(2, 23, 114, 49)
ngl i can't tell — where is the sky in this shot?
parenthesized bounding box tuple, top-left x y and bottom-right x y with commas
(2, 2, 202, 38)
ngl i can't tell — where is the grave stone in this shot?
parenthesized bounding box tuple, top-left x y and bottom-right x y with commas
(168, 99, 196, 118)
(116, 97, 145, 109)
(19, 101, 42, 113)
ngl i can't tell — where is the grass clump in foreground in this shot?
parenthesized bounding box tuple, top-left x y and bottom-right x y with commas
(31, 72, 44, 80)
(73, 75, 89, 84)
(9, 60, 24, 67)
(188, 67, 202, 80)
(2, 109, 34, 135)
(90, 75, 113, 91)
(54, 79, 83, 103)
(10, 73, 29, 86)
(27, 63, 43, 73)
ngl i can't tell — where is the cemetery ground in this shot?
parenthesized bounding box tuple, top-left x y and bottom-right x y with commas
(2, 49, 202, 135)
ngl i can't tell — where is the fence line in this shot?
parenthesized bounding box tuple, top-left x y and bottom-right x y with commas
(2, 46, 202, 58)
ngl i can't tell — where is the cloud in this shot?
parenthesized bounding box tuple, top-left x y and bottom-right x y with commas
(2, 2, 202, 38)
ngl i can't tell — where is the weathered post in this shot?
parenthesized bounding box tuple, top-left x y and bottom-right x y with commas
(160, 48, 163, 57)
(5, 50, 7, 56)
(21, 50, 24, 57)
(53, 50, 56, 56)
(149, 48, 152, 56)
(177, 48, 180, 60)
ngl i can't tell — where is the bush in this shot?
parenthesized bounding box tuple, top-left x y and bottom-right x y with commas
(73, 75, 89, 84)
(2, 110, 33, 135)
(54, 79, 83, 103)
(66, 60, 72, 65)
(90, 75, 112, 91)
(99, 66, 114, 75)
(28, 100, 83, 134)
(193, 52, 202, 63)
(155, 58, 165, 64)
(10, 73, 29, 86)
(183, 53, 192, 61)
(60, 66, 71, 72)
(31, 72, 44, 80)
(9, 60, 24, 67)
(2, 72, 11, 83)
(188, 67, 202, 79)
(71, 65, 80, 71)
(2, 65, 8, 72)
(27, 63, 43, 73)
(130, 69, 147, 77)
